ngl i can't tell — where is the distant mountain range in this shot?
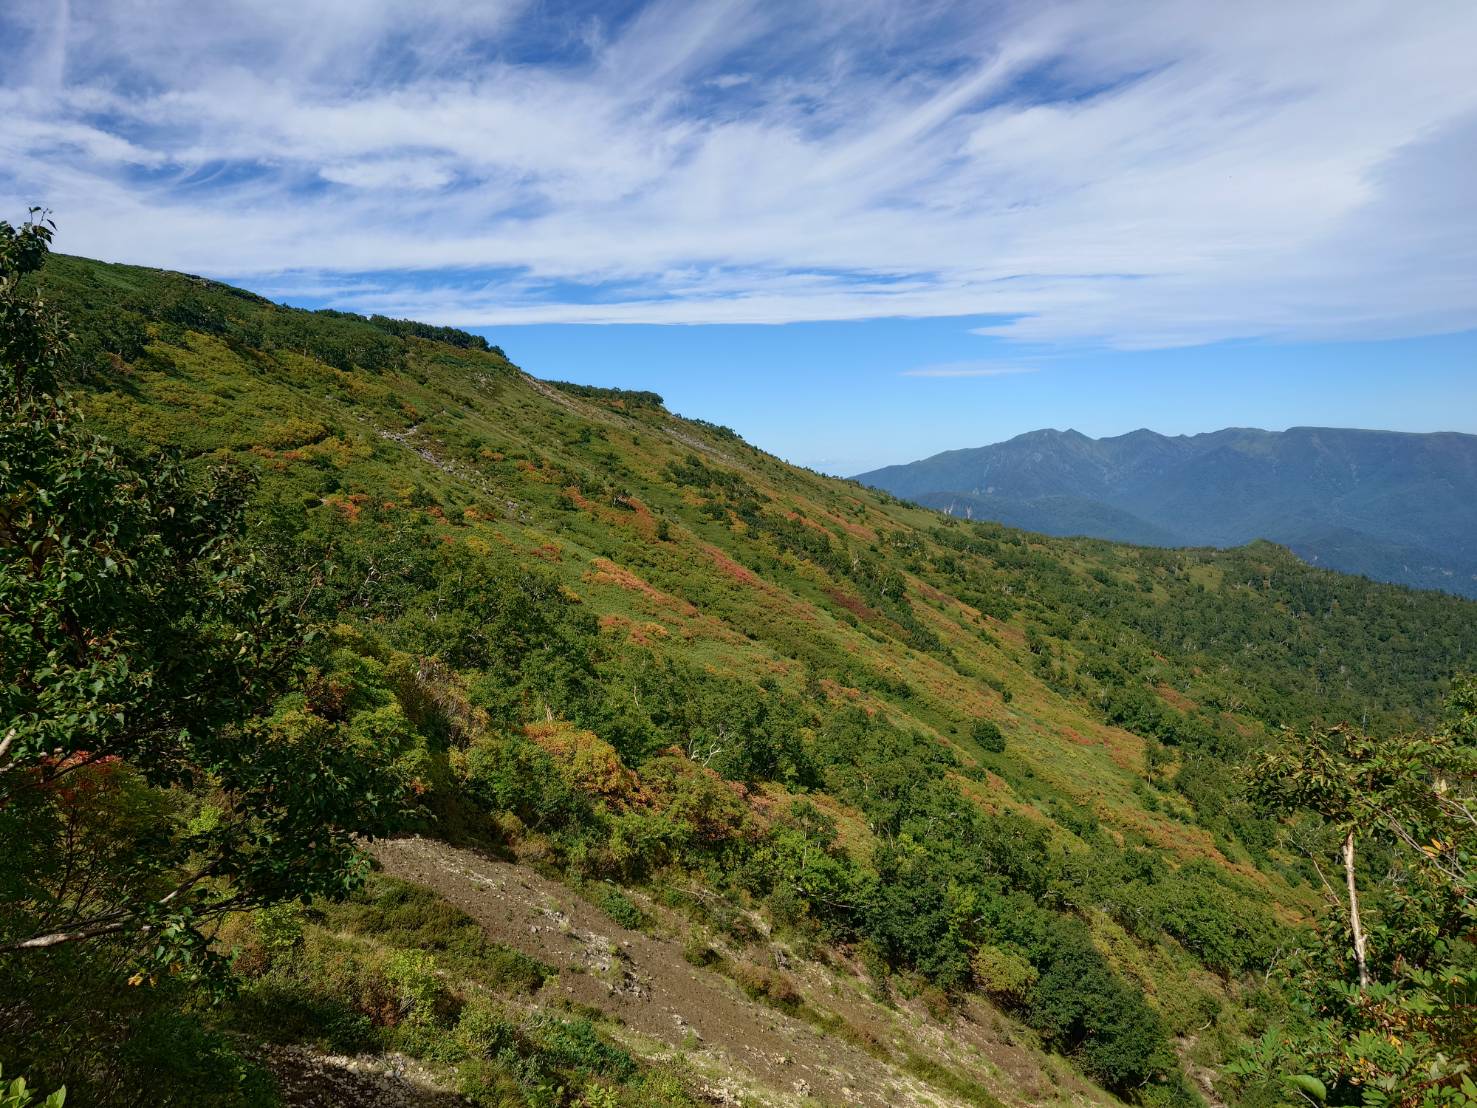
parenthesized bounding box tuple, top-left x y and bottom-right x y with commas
(855, 427, 1477, 597)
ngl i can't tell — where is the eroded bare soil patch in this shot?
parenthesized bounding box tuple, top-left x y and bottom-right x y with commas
(366, 836, 1115, 1108)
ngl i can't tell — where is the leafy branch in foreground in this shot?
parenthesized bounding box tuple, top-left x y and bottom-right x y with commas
(0, 1064, 65, 1108)
(1232, 678, 1477, 1107)
(0, 211, 410, 979)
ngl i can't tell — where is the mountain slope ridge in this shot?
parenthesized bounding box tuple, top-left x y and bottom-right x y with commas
(855, 425, 1477, 596)
(20, 250, 1477, 1107)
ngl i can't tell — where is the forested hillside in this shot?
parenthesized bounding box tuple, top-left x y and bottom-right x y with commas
(3, 227, 1474, 1108)
(855, 427, 1477, 597)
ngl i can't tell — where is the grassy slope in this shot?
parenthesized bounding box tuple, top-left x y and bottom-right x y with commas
(37, 252, 1477, 1104)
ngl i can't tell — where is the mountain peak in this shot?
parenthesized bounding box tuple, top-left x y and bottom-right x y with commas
(856, 426, 1477, 596)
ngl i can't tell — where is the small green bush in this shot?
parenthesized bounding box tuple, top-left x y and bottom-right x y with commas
(971, 944, 1037, 1006)
(231, 973, 377, 1053)
(479, 946, 555, 995)
(383, 949, 448, 1026)
(454, 1001, 519, 1058)
(530, 1015, 637, 1081)
(970, 719, 1006, 753)
(730, 962, 802, 1014)
(594, 886, 648, 931)
(253, 902, 305, 961)
(117, 1011, 279, 1108)
(681, 928, 719, 967)
(455, 1057, 525, 1106)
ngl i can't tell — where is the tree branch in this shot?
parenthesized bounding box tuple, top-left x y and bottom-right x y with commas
(1, 862, 230, 954)
(1343, 830, 1371, 989)
(1288, 828, 1345, 914)
(1, 918, 130, 951)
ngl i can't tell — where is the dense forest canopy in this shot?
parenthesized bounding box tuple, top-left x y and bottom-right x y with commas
(2, 222, 1473, 1107)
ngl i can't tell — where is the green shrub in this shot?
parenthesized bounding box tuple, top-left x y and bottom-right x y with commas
(455, 1057, 525, 1106)
(116, 1011, 278, 1108)
(970, 944, 1037, 1006)
(681, 929, 719, 968)
(480, 946, 555, 995)
(383, 949, 448, 1026)
(253, 902, 306, 961)
(970, 719, 1006, 753)
(531, 1015, 637, 1081)
(338, 878, 472, 945)
(230, 972, 377, 1053)
(1147, 862, 1281, 976)
(730, 962, 802, 1014)
(594, 886, 648, 931)
(458, 734, 587, 831)
(451, 1007, 645, 1106)
(1026, 923, 1173, 1091)
(454, 1001, 520, 1058)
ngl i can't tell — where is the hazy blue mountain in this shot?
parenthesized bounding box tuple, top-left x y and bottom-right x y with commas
(856, 427, 1477, 597)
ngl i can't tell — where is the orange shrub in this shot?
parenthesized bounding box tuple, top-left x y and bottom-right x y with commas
(522, 721, 644, 809)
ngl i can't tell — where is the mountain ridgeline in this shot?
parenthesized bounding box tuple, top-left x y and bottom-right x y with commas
(4, 242, 1475, 1108)
(855, 426, 1477, 597)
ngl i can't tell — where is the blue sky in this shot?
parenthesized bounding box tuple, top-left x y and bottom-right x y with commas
(486, 321, 1477, 473)
(2, 0, 1474, 472)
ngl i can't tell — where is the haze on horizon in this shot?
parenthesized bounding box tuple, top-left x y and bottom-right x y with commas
(3, 0, 1475, 471)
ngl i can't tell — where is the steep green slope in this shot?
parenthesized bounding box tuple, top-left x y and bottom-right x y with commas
(17, 252, 1477, 1106)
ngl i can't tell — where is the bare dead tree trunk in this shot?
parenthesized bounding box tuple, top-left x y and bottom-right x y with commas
(0, 918, 129, 951)
(1342, 829, 1370, 989)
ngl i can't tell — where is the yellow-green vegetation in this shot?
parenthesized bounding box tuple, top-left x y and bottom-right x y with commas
(4, 230, 1475, 1108)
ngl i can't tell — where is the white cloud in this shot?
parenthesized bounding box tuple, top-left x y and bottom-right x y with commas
(318, 159, 456, 192)
(1, 0, 1474, 348)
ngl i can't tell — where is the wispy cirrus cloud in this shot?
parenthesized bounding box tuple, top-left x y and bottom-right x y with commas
(1, 0, 1474, 349)
(901, 363, 1038, 378)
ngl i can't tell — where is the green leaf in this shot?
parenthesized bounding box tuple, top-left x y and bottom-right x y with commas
(1282, 1075, 1327, 1103)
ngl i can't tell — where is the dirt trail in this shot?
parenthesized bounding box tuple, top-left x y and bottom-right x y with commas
(373, 837, 953, 1107)
(251, 1044, 467, 1108)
